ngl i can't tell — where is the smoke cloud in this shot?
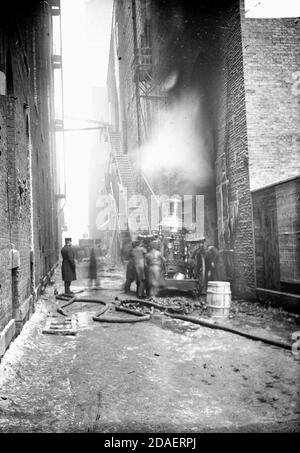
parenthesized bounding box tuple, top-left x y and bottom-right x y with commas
(140, 89, 215, 193)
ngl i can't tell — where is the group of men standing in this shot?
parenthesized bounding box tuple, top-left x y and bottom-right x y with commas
(61, 238, 102, 294)
(125, 239, 166, 298)
(60, 236, 227, 298)
(188, 239, 227, 283)
(124, 237, 227, 299)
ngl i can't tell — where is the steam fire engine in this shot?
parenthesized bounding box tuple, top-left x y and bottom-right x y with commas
(140, 197, 207, 296)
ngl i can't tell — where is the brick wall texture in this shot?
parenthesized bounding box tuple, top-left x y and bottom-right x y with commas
(210, 0, 256, 296)
(0, 1, 59, 332)
(109, 0, 299, 298)
(240, 0, 300, 191)
(110, 0, 254, 295)
(0, 99, 12, 329)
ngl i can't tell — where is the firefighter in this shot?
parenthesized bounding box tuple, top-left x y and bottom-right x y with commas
(88, 247, 100, 288)
(189, 237, 207, 278)
(145, 241, 166, 297)
(205, 245, 227, 282)
(121, 237, 132, 263)
(132, 239, 147, 298)
(61, 238, 77, 294)
(124, 241, 137, 293)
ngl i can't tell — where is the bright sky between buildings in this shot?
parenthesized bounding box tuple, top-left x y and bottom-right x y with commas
(60, 0, 113, 243)
(245, 0, 300, 18)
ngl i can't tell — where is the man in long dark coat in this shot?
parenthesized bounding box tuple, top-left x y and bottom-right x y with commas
(61, 238, 77, 294)
(124, 241, 137, 293)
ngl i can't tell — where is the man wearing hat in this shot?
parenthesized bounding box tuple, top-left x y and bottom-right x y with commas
(61, 238, 77, 294)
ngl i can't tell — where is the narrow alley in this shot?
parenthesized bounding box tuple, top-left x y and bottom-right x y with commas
(0, 262, 299, 433)
(1, 0, 300, 436)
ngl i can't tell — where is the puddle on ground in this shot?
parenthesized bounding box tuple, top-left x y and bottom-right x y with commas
(101, 273, 124, 280)
(79, 276, 124, 291)
(76, 311, 97, 329)
(100, 278, 123, 290)
(151, 316, 200, 335)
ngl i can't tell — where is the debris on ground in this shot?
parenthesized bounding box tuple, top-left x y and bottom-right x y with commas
(118, 301, 153, 316)
(164, 298, 195, 315)
(115, 292, 299, 346)
(42, 315, 77, 335)
(1, 262, 299, 433)
(116, 295, 205, 315)
(117, 293, 299, 321)
(229, 299, 300, 323)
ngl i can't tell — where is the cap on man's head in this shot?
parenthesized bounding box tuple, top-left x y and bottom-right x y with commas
(65, 238, 72, 244)
(150, 240, 160, 250)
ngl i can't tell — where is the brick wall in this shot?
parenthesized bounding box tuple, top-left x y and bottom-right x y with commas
(109, 0, 300, 303)
(240, 0, 300, 191)
(8, 98, 32, 306)
(0, 1, 59, 337)
(149, 0, 255, 296)
(112, 0, 218, 238)
(0, 94, 33, 331)
(0, 97, 12, 332)
(211, 0, 256, 296)
(110, 0, 298, 298)
(239, 0, 300, 299)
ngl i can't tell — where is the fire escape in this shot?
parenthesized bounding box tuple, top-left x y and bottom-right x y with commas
(131, 2, 167, 145)
(130, 1, 167, 220)
(132, 45, 153, 142)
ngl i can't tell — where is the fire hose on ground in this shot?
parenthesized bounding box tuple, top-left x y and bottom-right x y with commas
(55, 294, 293, 351)
(56, 294, 108, 318)
(163, 312, 292, 351)
(55, 294, 150, 323)
(113, 297, 294, 351)
(93, 302, 151, 323)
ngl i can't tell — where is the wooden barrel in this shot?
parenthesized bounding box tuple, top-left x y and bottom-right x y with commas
(206, 281, 231, 318)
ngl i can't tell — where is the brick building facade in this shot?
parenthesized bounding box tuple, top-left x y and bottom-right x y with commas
(241, 2, 300, 301)
(0, 0, 60, 356)
(107, 0, 299, 305)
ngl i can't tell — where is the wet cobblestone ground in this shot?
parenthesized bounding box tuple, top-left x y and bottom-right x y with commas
(0, 263, 299, 432)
